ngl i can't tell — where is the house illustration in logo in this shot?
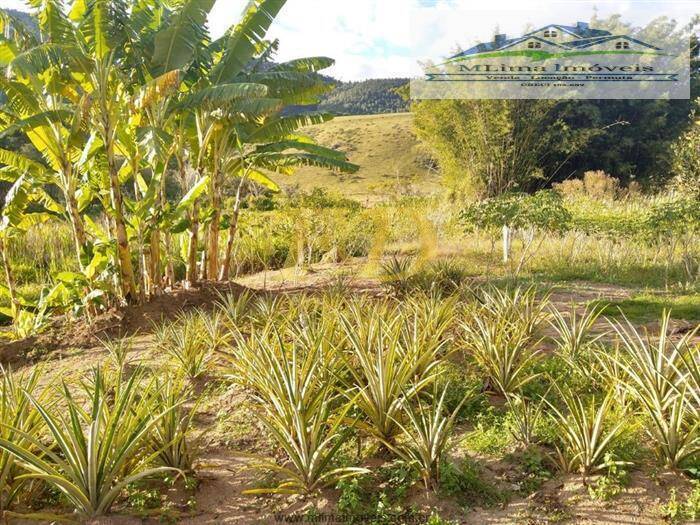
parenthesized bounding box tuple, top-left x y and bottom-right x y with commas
(450, 22, 661, 60)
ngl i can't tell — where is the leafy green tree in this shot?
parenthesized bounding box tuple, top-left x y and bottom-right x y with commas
(413, 99, 589, 198)
(544, 15, 698, 186)
(670, 107, 700, 197)
(462, 190, 571, 271)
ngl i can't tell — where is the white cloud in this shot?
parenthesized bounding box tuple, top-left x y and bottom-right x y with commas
(212, 0, 421, 80)
(0, 0, 27, 9)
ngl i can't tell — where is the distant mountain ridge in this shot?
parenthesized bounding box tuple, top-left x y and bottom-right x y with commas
(286, 77, 409, 116)
(318, 78, 409, 115)
(0, 8, 38, 33)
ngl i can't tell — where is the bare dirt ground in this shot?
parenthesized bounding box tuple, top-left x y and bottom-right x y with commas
(4, 260, 699, 524)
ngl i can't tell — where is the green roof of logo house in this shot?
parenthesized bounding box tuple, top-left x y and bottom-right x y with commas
(451, 22, 662, 60)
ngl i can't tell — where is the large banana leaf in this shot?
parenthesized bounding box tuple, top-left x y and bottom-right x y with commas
(0, 78, 41, 115)
(128, 0, 165, 35)
(0, 148, 48, 179)
(227, 97, 283, 121)
(271, 57, 334, 73)
(246, 70, 334, 103)
(26, 127, 62, 172)
(254, 152, 359, 174)
(246, 113, 334, 143)
(209, 0, 287, 85)
(172, 82, 268, 111)
(0, 9, 39, 48)
(255, 140, 349, 160)
(0, 110, 72, 141)
(10, 43, 88, 77)
(32, 187, 65, 215)
(16, 212, 53, 231)
(174, 175, 209, 214)
(151, 0, 215, 76)
(247, 169, 279, 192)
(30, 0, 75, 43)
(0, 174, 30, 232)
(69, 0, 87, 22)
(0, 39, 20, 67)
(79, 0, 130, 60)
(137, 126, 174, 165)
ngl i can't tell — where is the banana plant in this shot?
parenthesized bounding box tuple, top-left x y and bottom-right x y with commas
(0, 172, 62, 336)
(0, 0, 358, 310)
(0, 81, 92, 271)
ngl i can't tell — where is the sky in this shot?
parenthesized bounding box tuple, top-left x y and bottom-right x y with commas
(0, 0, 697, 80)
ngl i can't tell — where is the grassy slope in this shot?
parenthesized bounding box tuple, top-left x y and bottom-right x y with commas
(283, 113, 442, 202)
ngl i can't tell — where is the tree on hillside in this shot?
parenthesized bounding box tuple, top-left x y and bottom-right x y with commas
(413, 99, 589, 198)
(671, 104, 700, 198)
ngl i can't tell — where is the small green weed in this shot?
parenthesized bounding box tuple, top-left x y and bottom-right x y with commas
(661, 481, 700, 523)
(440, 458, 508, 510)
(588, 454, 630, 502)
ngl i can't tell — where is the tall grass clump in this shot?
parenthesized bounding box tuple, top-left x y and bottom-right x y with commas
(462, 315, 540, 396)
(549, 304, 605, 364)
(155, 311, 213, 381)
(228, 326, 366, 494)
(392, 384, 470, 491)
(462, 288, 547, 395)
(339, 300, 447, 444)
(611, 313, 700, 468)
(548, 388, 626, 475)
(149, 376, 202, 473)
(380, 256, 416, 297)
(506, 394, 545, 448)
(217, 290, 255, 329)
(0, 367, 175, 519)
(0, 367, 50, 511)
(102, 335, 135, 371)
(477, 285, 551, 341)
(462, 286, 549, 396)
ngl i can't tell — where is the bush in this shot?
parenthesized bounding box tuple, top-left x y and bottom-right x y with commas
(670, 113, 700, 198)
(554, 171, 620, 200)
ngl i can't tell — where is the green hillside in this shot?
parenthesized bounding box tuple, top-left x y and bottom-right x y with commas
(285, 78, 409, 117)
(318, 78, 409, 115)
(284, 113, 442, 201)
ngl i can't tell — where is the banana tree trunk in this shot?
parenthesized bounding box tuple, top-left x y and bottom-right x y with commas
(107, 144, 138, 303)
(149, 229, 161, 294)
(206, 169, 221, 280)
(132, 177, 148, 302)
(164, 231, 175, 289)
(219, 179, 244, 281)
(0, 238, 18, 317)
(200, 227, 209, 281)
(64, 168, 87, 270)
(149, 161, 171, 295)
(186, 203, 200, 288)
